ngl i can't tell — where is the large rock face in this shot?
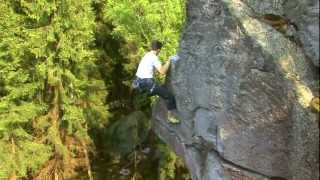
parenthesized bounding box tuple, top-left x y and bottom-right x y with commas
(153, 0, 319, 179)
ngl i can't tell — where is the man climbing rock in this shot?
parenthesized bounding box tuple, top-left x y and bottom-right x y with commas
(133, 40, 180, 123)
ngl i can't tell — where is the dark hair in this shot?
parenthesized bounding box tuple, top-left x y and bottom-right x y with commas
(151, 40, 163, 50)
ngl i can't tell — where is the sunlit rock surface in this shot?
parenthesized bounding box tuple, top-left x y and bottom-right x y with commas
(153, 0, 319, 179)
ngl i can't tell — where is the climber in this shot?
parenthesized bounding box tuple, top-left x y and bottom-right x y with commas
(132, 40, 180, 123)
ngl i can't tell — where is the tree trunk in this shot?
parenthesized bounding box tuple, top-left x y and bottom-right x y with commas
(9, 138, 17, 180)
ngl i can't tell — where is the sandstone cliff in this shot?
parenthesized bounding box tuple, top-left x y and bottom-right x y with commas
(153, 0, 319, 179)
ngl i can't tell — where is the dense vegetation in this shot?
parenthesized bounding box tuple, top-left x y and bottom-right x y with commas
(0, 0, 187, 179)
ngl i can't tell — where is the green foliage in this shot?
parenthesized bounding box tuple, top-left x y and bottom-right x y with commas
(0, 140, 52, 178)
(157, 144, 178, 180)
(157, 143, 192, 180)
(1, 0, 189, 179)
(104, 0, 185, 54)
(0, 0, 108, 178)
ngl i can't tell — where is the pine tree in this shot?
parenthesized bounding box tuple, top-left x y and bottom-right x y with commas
(0, 0, 108, 179)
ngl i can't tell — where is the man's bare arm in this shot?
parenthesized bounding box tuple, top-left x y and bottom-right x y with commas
(157, 60, 171, 75)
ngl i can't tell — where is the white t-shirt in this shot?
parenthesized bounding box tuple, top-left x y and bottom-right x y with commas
(136, 51, 161, 79)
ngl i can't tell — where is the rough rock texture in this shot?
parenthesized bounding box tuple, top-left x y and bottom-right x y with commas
(241, 0, 319, 66)
(283, 0, 319, 67)
(153, 0, 319, 180)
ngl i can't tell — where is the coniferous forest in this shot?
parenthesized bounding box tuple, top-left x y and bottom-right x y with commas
(0, 0, 189, 179)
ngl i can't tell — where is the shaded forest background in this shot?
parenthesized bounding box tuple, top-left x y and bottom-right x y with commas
(0, 0, 190, 179)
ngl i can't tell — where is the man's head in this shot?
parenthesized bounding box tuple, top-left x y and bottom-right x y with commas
(151, 40, 163, 54)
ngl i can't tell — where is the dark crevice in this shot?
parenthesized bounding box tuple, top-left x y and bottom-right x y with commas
(154, 106, 288, 180)
(215, 149, 287, 180)
(239, 2, 301, 45)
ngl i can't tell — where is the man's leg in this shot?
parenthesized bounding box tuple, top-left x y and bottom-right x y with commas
(151, 84, 176, 110)
(149, 83, 180, 123)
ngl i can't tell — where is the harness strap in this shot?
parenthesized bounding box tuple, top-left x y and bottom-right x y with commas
(150, 83, 156, 93)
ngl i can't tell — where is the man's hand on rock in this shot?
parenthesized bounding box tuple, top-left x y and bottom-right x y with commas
(169, 54, 180, 62)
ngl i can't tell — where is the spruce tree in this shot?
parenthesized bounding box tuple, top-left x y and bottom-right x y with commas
(0, 0, 108, 179)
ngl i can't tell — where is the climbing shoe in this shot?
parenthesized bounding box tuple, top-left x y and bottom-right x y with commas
(167, 110, 180, 124)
